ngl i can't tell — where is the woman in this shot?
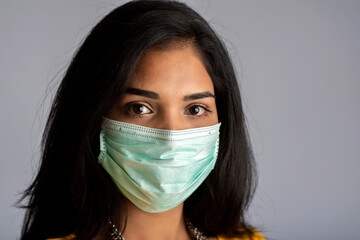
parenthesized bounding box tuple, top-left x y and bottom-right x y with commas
(19, 1, 264, 239)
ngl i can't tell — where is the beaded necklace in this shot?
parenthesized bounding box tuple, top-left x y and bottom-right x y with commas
(109, 219, 207, 240)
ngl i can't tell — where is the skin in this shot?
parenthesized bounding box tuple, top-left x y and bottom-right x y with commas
(107, 44, 218, 240)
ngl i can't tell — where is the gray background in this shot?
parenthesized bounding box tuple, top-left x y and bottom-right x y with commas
(1, 1, 359, 239)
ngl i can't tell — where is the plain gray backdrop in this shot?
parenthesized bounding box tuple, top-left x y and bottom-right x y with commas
(1, 1, 359, 239)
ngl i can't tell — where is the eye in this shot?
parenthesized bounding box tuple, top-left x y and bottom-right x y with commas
(125, 103, 152, 115)
(185, 105, 210, 116)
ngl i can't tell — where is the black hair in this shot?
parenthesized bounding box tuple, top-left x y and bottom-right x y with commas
(19, 1, 257, 239)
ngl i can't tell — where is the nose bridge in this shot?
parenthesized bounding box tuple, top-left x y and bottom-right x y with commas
(158, 108, 188, 131)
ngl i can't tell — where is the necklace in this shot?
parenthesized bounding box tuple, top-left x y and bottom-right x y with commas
(109, 219, 207, 240)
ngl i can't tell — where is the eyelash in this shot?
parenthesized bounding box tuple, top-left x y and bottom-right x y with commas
(124, 102, 153, 118)
(123, 102, 212, 118)
(185, 104, 212, 118)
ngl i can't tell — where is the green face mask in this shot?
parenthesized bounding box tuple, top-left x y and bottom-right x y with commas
(98, 117, 221, 213)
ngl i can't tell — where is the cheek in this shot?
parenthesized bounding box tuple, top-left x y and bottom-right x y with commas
(107, 98, 127, 121)
(107, 108, 123, 122)
(214, 109, 219, 123)
(210, 100, 219, 123)
(211, 109, 219, 124)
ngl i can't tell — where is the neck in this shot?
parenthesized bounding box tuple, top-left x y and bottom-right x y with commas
(122, 200, 191, 240)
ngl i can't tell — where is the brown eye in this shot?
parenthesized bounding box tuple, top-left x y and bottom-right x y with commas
(187, 105, 206, 115)
(127, 103, 152, 115)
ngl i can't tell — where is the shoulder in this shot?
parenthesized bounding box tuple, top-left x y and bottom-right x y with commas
(217, 229, 265, 240)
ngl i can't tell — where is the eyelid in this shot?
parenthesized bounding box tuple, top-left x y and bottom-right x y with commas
(184, 104, 212, 117)
(124, 101, 154, 115)
(124, 101, 153, 108)
(186, 103, 212, 111)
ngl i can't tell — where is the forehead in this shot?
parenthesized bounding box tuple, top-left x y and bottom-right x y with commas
(127, 45, 214, 94)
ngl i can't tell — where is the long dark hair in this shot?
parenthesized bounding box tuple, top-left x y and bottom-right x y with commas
(19, 1, 257, 239)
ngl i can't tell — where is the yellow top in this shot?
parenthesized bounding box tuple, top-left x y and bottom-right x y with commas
(48, 230, 265, 240)
(217, 230, 265, 240)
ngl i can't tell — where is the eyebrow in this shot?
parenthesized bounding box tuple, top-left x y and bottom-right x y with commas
(125, 87, 159, 99)
(183, 91, 216, 101)
(124, 87, 215, 101)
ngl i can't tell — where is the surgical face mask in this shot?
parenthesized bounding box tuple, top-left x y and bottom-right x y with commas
(98, 117, 221, 213)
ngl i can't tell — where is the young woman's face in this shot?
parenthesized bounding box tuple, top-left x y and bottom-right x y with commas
(109, 45, 218, 130)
